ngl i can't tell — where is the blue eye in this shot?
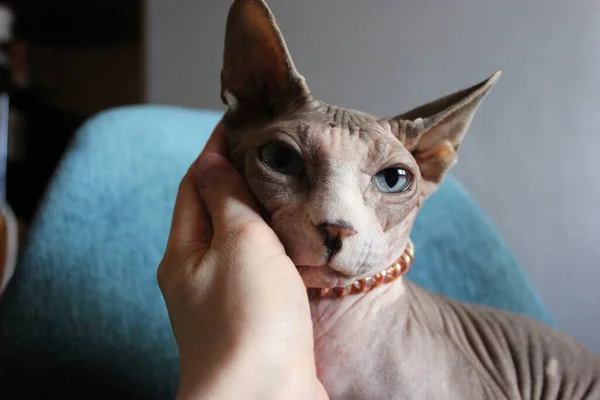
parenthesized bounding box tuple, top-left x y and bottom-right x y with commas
(372, 168, 411, 193)
(259, 142, 304, 176)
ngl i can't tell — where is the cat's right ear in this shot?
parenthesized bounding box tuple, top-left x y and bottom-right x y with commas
(221, 0, 311, 125)
(384, 71, 501, 198)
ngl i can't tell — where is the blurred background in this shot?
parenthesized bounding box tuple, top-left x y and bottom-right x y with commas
(2, 0, 599, 353)
(2, 0, 143, 221)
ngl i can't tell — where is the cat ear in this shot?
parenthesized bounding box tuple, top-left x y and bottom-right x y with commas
(386, 71, 501, 196)
(221, 0, 311, 125)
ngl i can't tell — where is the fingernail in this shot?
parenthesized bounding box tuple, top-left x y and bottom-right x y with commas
(194, 153, 231, 189)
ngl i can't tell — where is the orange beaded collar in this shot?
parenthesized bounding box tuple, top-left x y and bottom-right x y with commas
(312, 239, 415, 298)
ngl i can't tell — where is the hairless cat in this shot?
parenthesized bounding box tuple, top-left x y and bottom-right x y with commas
(218, 0, 600, 398)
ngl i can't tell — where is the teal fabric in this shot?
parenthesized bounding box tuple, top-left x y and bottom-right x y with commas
(0, 105, 552, 399)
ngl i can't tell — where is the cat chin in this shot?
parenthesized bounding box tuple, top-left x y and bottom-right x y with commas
(296, 265, 359, 288)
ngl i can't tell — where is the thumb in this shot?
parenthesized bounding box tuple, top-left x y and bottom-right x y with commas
(193, 152, 267, 241)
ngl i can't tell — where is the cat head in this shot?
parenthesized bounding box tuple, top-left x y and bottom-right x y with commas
(220, 0, 500, 289)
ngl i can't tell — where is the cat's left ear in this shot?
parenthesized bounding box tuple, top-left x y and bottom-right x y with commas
(385, 71, 501, 197)
(221, 0, 311, 126)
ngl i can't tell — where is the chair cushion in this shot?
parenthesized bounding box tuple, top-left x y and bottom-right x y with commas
(0, 105, 553, 399)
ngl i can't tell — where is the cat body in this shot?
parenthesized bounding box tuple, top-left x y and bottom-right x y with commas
(311, 281, 600, 399)
(218, 1, 600, 398)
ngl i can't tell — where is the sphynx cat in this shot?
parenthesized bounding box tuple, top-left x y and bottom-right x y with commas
(218, 0, 600, 398)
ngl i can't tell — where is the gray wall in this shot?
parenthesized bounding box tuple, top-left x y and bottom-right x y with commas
(147, 0, 600, 353)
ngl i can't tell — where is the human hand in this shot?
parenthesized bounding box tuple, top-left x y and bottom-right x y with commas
(157, 123, 328, 400)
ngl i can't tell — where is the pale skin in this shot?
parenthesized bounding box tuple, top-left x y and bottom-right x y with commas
(214, 0, 600, 399)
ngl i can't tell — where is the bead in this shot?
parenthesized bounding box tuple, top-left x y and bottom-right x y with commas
(372, 272, 385, 287)
(386, 266, 394, 277)
(340, 284, 352, 296)
(360, 277, 372, 292)
(388, 263, 402, 277)
(384, 269, 394, 283)
(332, 285, 350, 297)
(401, 253, 411, 266)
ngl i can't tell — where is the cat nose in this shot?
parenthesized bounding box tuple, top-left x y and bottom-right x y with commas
(318, 222, 357, 241)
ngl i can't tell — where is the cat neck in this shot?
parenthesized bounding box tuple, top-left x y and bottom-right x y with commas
(309, 276, 410, 334)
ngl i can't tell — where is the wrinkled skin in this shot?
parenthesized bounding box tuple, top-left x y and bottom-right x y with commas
(227, 106, 420, 288)
(310, 282, 600, 399)
(218, 1, 600, 398)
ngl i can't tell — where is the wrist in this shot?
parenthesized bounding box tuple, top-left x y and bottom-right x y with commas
(177, 339, 320, 400)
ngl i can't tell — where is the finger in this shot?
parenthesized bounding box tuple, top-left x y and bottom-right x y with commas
(200, 121, 227, 157)
(165, 164, 213, 254)
(193, 151, 265, 240)
(165, 121, 227, 251)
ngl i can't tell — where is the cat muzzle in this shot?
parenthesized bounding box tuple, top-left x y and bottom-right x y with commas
(317, 221, 357, 262)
